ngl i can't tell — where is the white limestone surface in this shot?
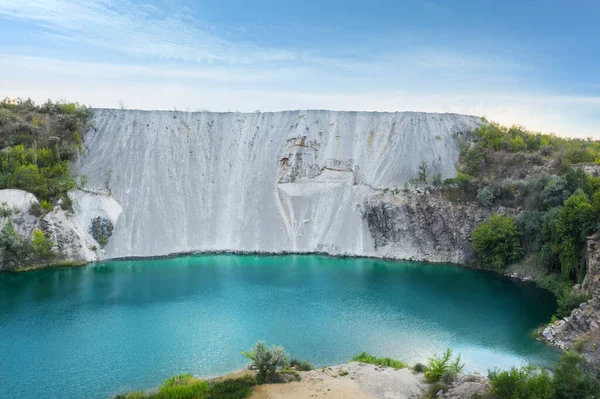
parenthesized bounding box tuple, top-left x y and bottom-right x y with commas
(74, 109, 480, 259)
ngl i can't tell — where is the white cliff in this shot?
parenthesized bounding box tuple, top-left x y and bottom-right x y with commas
(71, 109, 480, 260)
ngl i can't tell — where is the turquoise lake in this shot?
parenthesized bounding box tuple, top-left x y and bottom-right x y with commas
(0, 255, 558, 399)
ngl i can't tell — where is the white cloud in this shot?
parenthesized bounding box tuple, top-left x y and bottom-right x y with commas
(0, 0, 297, 64)
(0, 2, 597, 137)
(1, 55, 598, 138)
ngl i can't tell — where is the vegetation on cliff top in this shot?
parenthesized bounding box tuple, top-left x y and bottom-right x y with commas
(0, 97, 91, 203)
(430, 120, 600, 317)
(0, 97, 91, 270)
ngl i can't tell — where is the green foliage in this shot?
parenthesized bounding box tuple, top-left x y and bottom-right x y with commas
(472, 214, 523, 270)
(114, 374, 256, 399)
(488, 365, 553, 399)
(289, 358, 313, 371)
(488, 351, 600, 399)
(424, 348, 464, 383)
(0, 220, 32, 269)
(242, 341, 289, 383)
(516, 211, 545, 253)
(556, 287, 590, 318)
(32, 229, 54, 259)
(542, 176, 570, 209)
(426, 382, 449, 399)
(351, 352, 407, 369)
(444, 172, 475, 188)
(418, 161, 428, 183)
(40, 200, 52, 212)
(413, 363, 427, 373)
(476, 186, 495, 207)
(432, 173, 442, 187)
(0, 98, 90, 202)
(0, 202, 11, 217)
(553, 351, 600, 399)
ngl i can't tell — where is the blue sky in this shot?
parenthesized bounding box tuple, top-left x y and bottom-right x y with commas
(0, 0, 598, 136)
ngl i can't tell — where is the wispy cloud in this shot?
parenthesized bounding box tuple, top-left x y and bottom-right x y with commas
(0, 0, 297, 64)
(0, 1, 596, 138)
(1, 55, 598, 137)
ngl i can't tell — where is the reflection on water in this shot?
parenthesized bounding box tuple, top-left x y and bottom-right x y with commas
(0, 255, 558, 399)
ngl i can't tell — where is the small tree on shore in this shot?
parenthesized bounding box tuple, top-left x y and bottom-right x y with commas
(242, 341, 289, 383)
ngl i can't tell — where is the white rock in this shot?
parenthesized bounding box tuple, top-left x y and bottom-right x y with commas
(73, 109, 481, 260)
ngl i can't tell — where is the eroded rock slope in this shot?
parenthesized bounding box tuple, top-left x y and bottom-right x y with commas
(72, 109, 480, 260)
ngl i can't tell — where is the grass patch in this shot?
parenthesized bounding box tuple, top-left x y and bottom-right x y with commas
(351, 352, 407, 369)
(113, 374, 256, 399)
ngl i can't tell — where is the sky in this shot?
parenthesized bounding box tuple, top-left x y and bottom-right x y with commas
(0, 0, 599, 137)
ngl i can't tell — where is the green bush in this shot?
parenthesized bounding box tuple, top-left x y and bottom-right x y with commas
(0, 98, 90, 203)
(32, 229, 54, 259)
(488, 365, 553, 399)
(424, 348, 464, 383)
(413, 363, 427, 373)
(0, 220, 32, 269)
(477, 186, 495, 207)
(289, 358, 313, 371)
(556, 287, 590, 318)
(553, 351, 600, 399)
(426, 382, 449, 399)
(471, 214, 523, 270)
(40, 200, 52, 212)
(351, 352, 407, 369)
(242, 341, 289, 383)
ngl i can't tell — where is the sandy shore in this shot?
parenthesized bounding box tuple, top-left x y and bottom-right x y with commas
(246, 362, 491, 399)
(250, 362, 425, 399)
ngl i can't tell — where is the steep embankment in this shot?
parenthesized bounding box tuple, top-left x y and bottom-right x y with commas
(74, 110, 480, 260)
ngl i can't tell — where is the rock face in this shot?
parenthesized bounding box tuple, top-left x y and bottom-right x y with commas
(73, 109, 481, 260)
(542, 237, 600, 368)
(0, 188, 122, 268)
(364, 191, 491, 263)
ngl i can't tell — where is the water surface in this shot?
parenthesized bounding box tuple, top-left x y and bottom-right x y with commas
(0, 255, 557, 399)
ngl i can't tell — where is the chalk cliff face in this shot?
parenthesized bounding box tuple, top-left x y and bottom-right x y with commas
(74, 109, 480, 260)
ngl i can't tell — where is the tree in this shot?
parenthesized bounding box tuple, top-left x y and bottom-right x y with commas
(471, 214, 523, 270)
(242, 341, 289, 383)
(553, 351, 600, 399)
(32, 229, 54, 259)
(0, 220, 32, 269)
(554, 190, 595, 281)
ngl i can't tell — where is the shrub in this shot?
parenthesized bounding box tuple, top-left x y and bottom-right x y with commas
(553, 351, 600, 399)
(0, 220, 32, 269)
(351, 352, 407, 369)
(471, 214, 523, 270)
(440, 369, 458, 384)
(424, 348, 464, 383)
(413, 363, 427, 373)
(477, 186, 495, 207)
(32, 229, 54, 259)
(242, 341, 289, 383)
(290, 358, 313, 371)
(516, 211, 545, 253)
(40, 200, 52, 212)
(556, 287, 590, 318)
(426, 382, 449, 399)
(542, 176, 570, 208)
(488, 365, 553, 399)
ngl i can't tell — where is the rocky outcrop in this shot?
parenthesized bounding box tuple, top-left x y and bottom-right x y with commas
(364, 190, 491, 263)
(0, 188, 122, 269)
(542, 237, 600, 368)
